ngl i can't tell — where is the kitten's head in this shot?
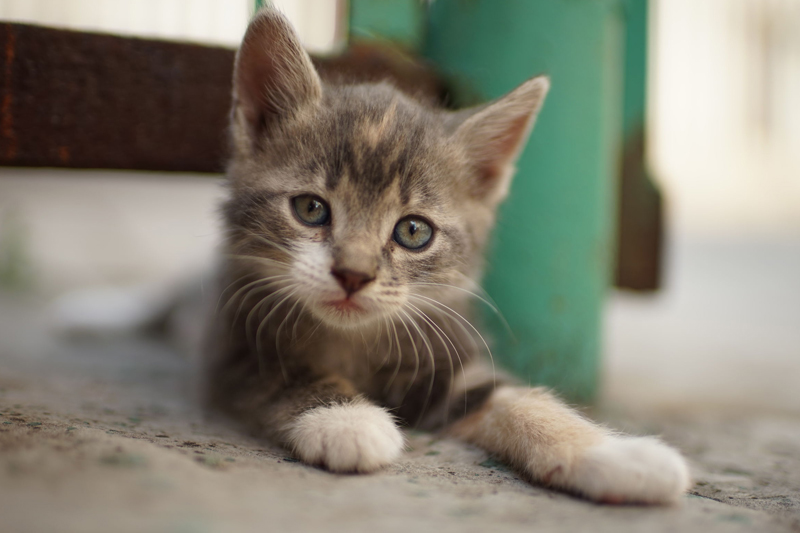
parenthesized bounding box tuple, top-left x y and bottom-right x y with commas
(224, 9, 548, 329)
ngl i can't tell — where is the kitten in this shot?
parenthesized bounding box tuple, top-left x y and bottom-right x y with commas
(207, 8, 690, 504)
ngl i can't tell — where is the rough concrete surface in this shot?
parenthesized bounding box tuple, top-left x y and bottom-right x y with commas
(0, 291, 798, 533)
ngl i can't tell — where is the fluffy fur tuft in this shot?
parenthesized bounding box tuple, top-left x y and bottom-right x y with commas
(286, 400, 404, 473)
(572, 436, 691, 504)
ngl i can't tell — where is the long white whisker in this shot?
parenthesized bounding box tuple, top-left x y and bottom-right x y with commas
(410, 279, 515, 342)
(245, 284, 294, 342)
(234, 281, 288, 346)
(407, 295, 475, 359)
(406, 302, 463, 423)
(376, 316, 391, 372)
(216, 272, 258, 314)
(223, 274, 292, 320)
(392, 313, 419, 400)
(398, 308, 435, 415)
(409, 293, 497, 389)
(275, 295, 303, 355)
(299, 313, 325, 345)
(256, 286, 299, 382)
(382, 315, 401, 394)
(240, 230, 299, 260)
(291, 298, 313, 346)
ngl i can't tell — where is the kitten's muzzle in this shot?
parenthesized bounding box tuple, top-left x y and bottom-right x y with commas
(331, 267, 375, 296)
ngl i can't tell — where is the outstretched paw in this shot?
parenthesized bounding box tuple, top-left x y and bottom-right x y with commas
(570, 436, 690, 505)
(286, 400, 404, 473)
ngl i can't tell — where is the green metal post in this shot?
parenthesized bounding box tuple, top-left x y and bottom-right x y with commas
(424, 1, 626, 403)
(622, 0, 648, 137)
(349, 0, 424, 50)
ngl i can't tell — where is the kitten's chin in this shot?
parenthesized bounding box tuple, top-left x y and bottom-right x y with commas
(310, 298, 389, 330)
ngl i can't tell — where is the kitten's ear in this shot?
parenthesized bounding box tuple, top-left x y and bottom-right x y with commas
(451, 76, 550, 204)
(231, 8, 322, 147)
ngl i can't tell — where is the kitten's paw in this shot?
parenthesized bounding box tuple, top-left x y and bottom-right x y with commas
(570, 436, 690, 505)
(286, 400, 404, 473)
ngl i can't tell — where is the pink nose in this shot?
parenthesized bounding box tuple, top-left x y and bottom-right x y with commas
(331, 268, 375, 296)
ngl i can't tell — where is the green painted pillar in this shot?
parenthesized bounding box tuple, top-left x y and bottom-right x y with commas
(622, 0, 648, 137)
(349, 0, 424, 49)
(424, 1, 626, 403)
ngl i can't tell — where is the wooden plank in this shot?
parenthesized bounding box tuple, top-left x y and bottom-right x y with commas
(0, 23, 444, 173)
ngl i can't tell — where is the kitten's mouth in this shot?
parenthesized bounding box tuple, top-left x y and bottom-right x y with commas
(325, 298, 364, 314)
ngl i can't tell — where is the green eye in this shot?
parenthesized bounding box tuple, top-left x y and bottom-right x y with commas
(393, 217, 433, 250)
(292, 195, 330, 226)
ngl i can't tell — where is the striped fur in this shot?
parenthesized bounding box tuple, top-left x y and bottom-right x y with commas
(205, 8, 689, 504)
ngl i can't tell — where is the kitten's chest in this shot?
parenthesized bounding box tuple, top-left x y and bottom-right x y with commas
(314, 334, 390, 386)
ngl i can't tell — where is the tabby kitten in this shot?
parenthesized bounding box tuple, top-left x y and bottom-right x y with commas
(208, 8, 689, 504)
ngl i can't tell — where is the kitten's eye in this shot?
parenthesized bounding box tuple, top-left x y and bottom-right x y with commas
(292, 195, 330, 226)
(393, 217, 433, 250)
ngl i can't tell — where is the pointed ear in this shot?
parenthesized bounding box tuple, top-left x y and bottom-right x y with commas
(451, 76, 550, 204)
(231, 8, 322, 148)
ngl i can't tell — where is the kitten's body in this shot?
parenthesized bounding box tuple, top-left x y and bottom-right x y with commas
(208, 8, 689, 503)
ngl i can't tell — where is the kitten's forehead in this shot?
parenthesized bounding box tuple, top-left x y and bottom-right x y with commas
(308, 84, 452, 206)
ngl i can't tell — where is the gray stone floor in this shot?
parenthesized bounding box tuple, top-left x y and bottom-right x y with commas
(0, 308, 796, 533)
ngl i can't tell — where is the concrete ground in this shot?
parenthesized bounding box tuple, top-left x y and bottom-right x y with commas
(1, 170, 799, 532)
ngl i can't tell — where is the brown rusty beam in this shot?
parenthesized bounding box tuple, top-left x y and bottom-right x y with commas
(614, 127, 663, 291)
(0, 23, 444, 173)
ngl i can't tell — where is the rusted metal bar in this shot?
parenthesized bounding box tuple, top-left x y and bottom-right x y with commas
(0, 22, 444, 173)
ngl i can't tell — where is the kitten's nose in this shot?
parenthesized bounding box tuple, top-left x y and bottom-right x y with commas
(331, 267, 375, 296)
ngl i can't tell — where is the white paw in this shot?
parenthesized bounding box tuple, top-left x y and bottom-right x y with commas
(286, 401, 404, 473)
(570, 436, 690, 504)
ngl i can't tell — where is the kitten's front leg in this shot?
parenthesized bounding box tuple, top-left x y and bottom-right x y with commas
(449, 386, 690, 504)
(240, 374, 404, 473)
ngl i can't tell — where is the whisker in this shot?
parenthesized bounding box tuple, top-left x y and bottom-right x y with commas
(383, 315, 403, 394)
(222, 274, 292, 319)
(257, 286, 300, 383)
(275, 295, 303, 357)
(386, 313, 418, 400)
(298, 312, 325, 345)
(410, 279, 515, 342)
(245, 283, 294, 342)
(398, 308, 435, 415)
(375, 317, 391, 373)
(226, 252, 290, 264)
(240, 230, 299, 260)
(409, 293, 497, 389)
(291, 298, 312, 346)
(406, 302, 464, 423)
(407, 294, 477, 360)
(216, 272, 259, 314)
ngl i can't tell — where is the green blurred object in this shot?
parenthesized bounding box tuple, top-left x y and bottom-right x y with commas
(622, 0, 648, 136)
(349, 0, 424, 50)
(422, 0, 628, 403)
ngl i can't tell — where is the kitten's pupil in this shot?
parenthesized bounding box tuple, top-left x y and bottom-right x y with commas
(408, 221, 417, 235)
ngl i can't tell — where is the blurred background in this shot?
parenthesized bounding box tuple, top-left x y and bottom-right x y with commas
(0, 0, 798, 412)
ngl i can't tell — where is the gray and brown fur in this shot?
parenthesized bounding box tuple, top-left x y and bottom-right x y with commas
(206, 8, 690, 504)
